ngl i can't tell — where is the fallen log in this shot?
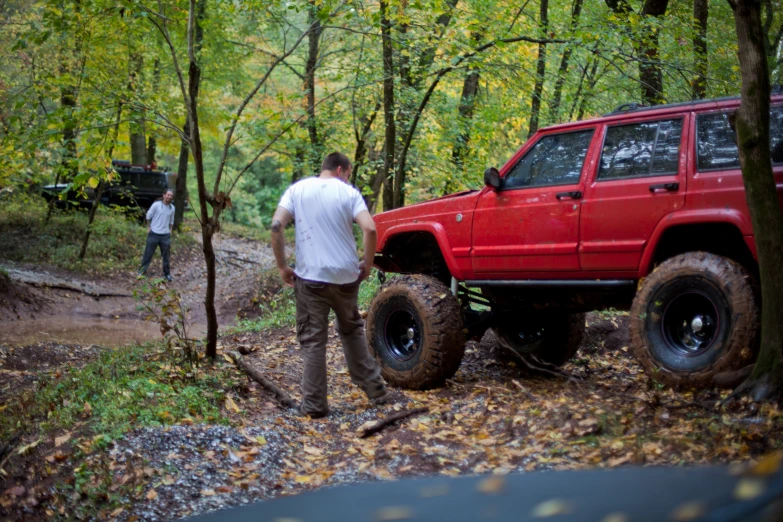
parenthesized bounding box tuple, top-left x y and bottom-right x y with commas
(359, 407, 429, 438)
(226, 351, 297, 409)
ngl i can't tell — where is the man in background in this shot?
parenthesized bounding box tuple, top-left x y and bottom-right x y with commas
(139, 189, 175, 282)
(270, 152, 388, 418)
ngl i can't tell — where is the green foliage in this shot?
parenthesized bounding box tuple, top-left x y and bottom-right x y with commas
(0, 195, 194, 271)
(0, 342, 234, 441)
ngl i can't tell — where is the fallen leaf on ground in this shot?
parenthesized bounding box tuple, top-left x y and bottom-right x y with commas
(146, 489, 158, 501)
(4, 486, 25, 497)
(734, 478, 766, 500)
(670, 502, 705, 521)
(17, 439, 41, 455)
(54, 432, 71, 447)
(225, 397, 240, 412)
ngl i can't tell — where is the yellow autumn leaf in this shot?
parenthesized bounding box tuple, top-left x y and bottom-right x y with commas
(532, 499, 573, 518)
(670, 502, 705, 521)
(225, 397, 240, 412)
(146, 489, 158, 500)
(477, 475, 505, 494)
(750, 452, 783, 476)
(734, 478, 766, 500)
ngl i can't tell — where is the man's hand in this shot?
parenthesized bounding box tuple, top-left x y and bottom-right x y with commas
(358, 260, 372, 282)
(279, 265, 295, 288)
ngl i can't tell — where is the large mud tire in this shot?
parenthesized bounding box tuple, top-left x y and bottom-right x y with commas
(492, 313, 585, 370)
(366, 275, 466, 390)
(630, 252, 759, 389)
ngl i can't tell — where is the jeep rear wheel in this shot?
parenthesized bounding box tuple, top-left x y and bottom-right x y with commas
(492, 313, 585, 369)
(366, 275, 466, 390)
(630, 252, 759, 388)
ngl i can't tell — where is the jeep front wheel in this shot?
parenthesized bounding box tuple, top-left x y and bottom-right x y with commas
(630, 252, 759, 388)
(492, 313, 585, 369)
(366, 275, 466, 390)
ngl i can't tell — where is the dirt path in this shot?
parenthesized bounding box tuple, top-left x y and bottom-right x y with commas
(0, 233, 274, 347)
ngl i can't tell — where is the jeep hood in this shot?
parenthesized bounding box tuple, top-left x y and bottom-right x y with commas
(373, 190, 479, 225)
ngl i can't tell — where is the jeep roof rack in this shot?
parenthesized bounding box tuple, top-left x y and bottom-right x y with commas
(603, 95, 752, 117)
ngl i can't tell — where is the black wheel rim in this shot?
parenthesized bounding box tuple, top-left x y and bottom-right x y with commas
(384, 309, 421, 361)
(500, 321, 547, 353)
(661, 291, 719, 357)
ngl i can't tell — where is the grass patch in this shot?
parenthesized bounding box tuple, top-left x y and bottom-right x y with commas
(1, 343, 236, 442)
(0, 195, 195, 272)
(232, 269, 382, 333)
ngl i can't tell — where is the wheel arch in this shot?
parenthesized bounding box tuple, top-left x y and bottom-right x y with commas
(640, 211, 756, 276)
(375, 224, 463, 282)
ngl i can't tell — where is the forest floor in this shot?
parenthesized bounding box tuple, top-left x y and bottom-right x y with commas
(1, 227, 782, 521)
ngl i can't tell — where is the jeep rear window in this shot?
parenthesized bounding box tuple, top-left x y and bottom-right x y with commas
(503, 129, 594, 190)
(598, 119, 683, 180)
(697, 107, 783, 171)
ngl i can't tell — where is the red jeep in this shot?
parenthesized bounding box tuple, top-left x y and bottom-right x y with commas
(367, 95, 783, 390)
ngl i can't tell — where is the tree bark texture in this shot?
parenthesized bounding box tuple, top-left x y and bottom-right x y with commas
(528, 0, 549, 138)
(639, 0, 670, 105)
(451, 67, 480, 171)
(305, 0, 322, 167)
(691, 0, 709, 99)
(549, 0, 584, 123)
(173, 117, 190, 231)
(129, 51, 147, 165)
(380, 0, 396, 212)
(730, 0, 783, 399)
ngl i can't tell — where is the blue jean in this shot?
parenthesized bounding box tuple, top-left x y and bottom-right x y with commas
(139, 232, 171, 277)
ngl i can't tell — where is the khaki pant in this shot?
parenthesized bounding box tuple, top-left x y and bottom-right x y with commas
(294, 277, 386, 416)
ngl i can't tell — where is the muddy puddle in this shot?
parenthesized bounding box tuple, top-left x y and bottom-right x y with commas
(0, 316, 207, 347)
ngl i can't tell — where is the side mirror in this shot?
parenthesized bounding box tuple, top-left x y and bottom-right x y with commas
(484, 167, 502, 190)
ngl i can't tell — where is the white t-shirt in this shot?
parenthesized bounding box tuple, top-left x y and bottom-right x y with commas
(278, 177, 368, 285)
(146, 200, 175, 235)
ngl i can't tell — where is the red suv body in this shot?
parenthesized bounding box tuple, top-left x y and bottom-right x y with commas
(374, 95, 783, 282)
(365, 95, 783, 391)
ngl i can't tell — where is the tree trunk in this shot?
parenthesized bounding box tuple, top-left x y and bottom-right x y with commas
(639, 0, 669, 105)
(129, 51, 147, 165)
(147, 58, 161, 164)
(528, 0, 549, 138)
(730, 0, 783, 400)
(691, 0, 709, 99)
(450, 67, 480, 172)
(173, 116, 190, 231)
(575, 56, 602, 121)
(79, 103, 123, 260)
(549, 0, 584, 123)
(380, 0, 396, 212)
(352, 104, 379, 187)
(305, 0, 322, 167)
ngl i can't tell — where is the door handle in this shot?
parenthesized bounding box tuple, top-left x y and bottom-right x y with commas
(556, 191, 582, 200)
(649, 182, 679, 192)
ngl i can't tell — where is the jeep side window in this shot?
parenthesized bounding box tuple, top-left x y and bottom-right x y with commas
(771, 107, 783, 165)
(598, 119, 683, 180)
(697, 113, 740, 171)
(503, 129, 594, 190)
(698, 108, 783, 170)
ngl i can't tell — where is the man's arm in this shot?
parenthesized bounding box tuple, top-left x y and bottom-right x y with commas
(355, 210, 377, 281)
(146, 202, 156, 232)
(271, 206, 295, 287)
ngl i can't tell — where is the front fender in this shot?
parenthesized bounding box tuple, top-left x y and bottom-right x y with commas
(377, 222, 466, 280)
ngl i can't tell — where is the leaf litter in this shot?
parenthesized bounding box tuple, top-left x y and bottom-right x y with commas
(3, 312, 783, 520)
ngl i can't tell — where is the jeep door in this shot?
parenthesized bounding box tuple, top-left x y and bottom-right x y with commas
(579, 116, 688, 272)
(472, 127, 598, 276)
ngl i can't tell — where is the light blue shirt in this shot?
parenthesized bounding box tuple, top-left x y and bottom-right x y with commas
(146, 200, 175, 234)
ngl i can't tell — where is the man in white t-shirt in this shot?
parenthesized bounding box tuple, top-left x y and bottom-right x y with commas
(139, 189, 175, 282)
(271, 152, 387, 418)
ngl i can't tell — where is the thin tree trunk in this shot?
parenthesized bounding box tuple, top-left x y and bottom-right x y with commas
(305, 0, 322, 166)
(639, 0, 670, 105)
(575, 57, 602, 121)
(173, 116, 190, 231)
(352, 104, 379, 186)
(129, 51, 147, 165)
(79, 103, 123, 260)
(147, 58, 161, 164)
(450, 67, 480, 172)
(730, 0, 783, 400)
(549, 0, 584, 123)
(691, 0, 709, 99)
(47, 67, 78, 224)
(380, 0, 396, 212)
(528, 0, 549, 138)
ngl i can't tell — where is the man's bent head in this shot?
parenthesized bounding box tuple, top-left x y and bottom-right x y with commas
(321, 152, 352, 183)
